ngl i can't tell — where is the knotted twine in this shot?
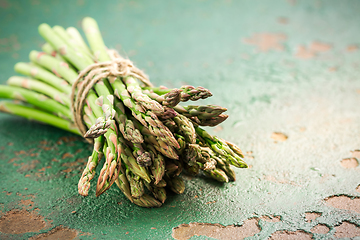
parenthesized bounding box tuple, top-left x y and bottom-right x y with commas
(70, 49, 153, 143)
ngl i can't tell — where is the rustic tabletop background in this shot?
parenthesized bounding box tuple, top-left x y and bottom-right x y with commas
(0, 0, 359, 239)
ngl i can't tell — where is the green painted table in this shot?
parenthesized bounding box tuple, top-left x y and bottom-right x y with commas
(0, 0, 360, 239)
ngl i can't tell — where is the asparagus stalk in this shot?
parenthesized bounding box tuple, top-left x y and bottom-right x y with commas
(38, 23, 116, 135)
(115, 165, 134, 203)
(7, 76, 70, 107)
(143, 181, 167, 203)
(78, 135, 105, 196)
(191, 114, 229, 127)
(81, 21, 179, 149)
(123, 76, 164, 115)
(132, 193, 162, 208)
(53, 25, 93, 61)
(147, 144, 165, 184)
(166, 175, 185, 194)
(201, 165, 229, 183)
(144, 85, 213, 102)
(114, 102, 144, 143)
(195, 126, 248, 168)
(142, 88, 181, 107)
(0, 85, 71, 119)
(126, 168, 145, 199)
(174, 104, 227, 120)
(173, 114, 196, 144)
(132, 117, 179, 159)
(42, 42, 69, 63)
(112, 79, 179, 149)
(0, 17, 250, 207)
(14, 62, 72, 94)
(66, 27, 93, 57)
(0, 101, 79, 135)
(29, 51, 105, 136)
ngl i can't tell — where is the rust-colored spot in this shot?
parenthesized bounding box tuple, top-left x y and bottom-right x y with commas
(62, 168, 72, 173)
(340, 158, 359, 168)
(310, 41, 332, 52)
(299, 127, 306, 132)
(0, 209, 49, 234)
(356, 185, 360, 193)
(41, 146, 52, 151)
(18, 160, 39, 173)
(29, 226, 77, 240)
(151, 227, 156, 230)
(62, 162, 78, 167)
(19, 199, 34, 209)
(15, 150, 27, 156)
(34, 172, 44, 178)
(0, 0, 10, 9)
(310, 224, 329, 234)
(259, 215, 281, 222)
(305, 212, 321, 222)
(8, 158, 19, 163)
(172, 218, 260, 240)
(351, 150, 360, 159)
(334, 221, 360, 238)
(205, 200, 216, 204)
(295, 41, 332, 59)
(286, 0, 296, 5)
(269, 230, 312, 240)
(347, 45, 358, 52)
(75, 149, 83, 154)
(271, 132, 288, 142)
(3, 191, 12, 196)
(324, 195, 360, 213)
(328, 66, 338, 72)
(58, 136, 79, 143)
(243, 33, 287, 52)
(263, 175, 300, 187)
(62, 153, 73, 159)
(278, 17, 288, 24)
(7, 142, 13, 146)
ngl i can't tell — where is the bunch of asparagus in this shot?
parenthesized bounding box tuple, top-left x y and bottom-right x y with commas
(0, 17, 247, 207)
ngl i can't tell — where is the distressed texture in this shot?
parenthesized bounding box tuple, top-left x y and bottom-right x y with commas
(1, 0, 360, 239)
(172, 218, 260, 240)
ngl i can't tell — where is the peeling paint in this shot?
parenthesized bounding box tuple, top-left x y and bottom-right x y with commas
(340, 158, 359, 168)
(334, 221, 360, 238)
(0, 209, 50, 234)
(172, 218, 260, 240)
(295, 41, 332, 59)
(305, 212, 321, 222)
(29, 226, 78, 240)
(310, 224, 330, 234)
(269, 230, 312, 240)
(271, 132, 288, 142)
(244, 33, 287, 52)
(324, 195, 360, 213)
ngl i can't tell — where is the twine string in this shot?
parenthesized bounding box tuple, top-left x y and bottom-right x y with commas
(70, 50, 153, 142)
